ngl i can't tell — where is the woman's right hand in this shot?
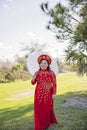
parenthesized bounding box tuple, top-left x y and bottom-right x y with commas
(52, 94, 56, 100)
(32, 73, 37, 81)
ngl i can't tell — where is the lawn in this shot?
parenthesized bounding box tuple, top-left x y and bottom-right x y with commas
(0, 73, 87, 130)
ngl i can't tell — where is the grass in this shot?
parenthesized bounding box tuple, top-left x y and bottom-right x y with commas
(0, 73, 87, 130)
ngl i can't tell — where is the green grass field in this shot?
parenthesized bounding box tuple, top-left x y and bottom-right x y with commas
(0, 73, 87, 130)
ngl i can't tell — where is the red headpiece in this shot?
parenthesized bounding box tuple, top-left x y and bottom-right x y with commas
(37, 54, 51, 65)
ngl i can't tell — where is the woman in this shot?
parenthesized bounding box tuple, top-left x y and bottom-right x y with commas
(31, 54, 58, 130)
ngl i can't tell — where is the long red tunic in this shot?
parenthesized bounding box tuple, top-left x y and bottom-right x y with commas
(31, 69, 58, 130)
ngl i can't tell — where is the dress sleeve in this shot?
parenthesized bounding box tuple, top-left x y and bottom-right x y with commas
(51, 71, 57, 94)
(31, 78, 36, 85)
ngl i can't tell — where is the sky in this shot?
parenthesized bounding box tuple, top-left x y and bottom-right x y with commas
(0, 0, 69, 61)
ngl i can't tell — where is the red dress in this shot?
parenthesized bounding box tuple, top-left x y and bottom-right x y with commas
(31, 69, 58, 130)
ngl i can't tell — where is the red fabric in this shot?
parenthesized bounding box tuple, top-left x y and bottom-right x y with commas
(31, 69, 58, 130)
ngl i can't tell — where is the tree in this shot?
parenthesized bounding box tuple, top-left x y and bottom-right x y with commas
(41, 0, 87, 75)
(5, 72, 15, 82)
(15, 55, 28, 71)
(18, 36, 46, 68)
(11, 64, 23, 79)
(19, 38, 46, 55)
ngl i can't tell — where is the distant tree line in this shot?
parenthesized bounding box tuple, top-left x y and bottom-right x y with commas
(0, 55, 78, 84)
(0, 56, 31, 83)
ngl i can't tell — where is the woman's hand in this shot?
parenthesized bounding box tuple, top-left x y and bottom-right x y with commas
(32, 74, 36, 81)
(52, 94, 56, 100)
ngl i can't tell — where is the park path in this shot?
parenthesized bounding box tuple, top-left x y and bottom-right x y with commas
(5, 89, 35, 101)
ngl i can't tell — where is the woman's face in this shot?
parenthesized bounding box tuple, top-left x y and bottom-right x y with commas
(39, 60, 49, 70)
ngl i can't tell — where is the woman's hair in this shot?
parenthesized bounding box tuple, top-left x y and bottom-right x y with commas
(39, 60, 51, 70)
(39, 66, 50, 70)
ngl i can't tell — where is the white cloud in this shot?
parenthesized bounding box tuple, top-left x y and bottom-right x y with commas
(6, 0, 14, 2)
(23, 32, 45, 45)
(2, 0, 14, 9)
(26, 32, 41, 42)
(3, 4, 9, 9)
(0, 42, 19, 61)
(0, 42, 13, 50)
(26, 32, 36, 37)
(0, 42, 4, 47)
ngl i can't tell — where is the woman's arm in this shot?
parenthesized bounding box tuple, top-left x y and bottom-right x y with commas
(31, 72, 37, 85)
(51, 71, 57, 99)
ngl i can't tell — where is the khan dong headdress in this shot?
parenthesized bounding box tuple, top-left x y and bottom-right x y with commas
(38, 54, 51, 65)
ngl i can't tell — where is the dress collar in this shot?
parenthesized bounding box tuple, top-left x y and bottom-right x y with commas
(40, 68, 48, 71)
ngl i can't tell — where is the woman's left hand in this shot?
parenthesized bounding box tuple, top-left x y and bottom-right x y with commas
(52, 94, 56, 100)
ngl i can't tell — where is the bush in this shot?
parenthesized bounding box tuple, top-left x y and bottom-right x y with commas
(0, 79, 9, 83)
(20, 70, 31, 80)
(5, 72, 15, 82)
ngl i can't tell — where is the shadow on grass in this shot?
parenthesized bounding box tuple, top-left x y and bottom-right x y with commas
(53, 90, 87, 130)
(0, 103, 34, 130)
(0, 103, 33, 121)
(0, 90, 87, 130)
